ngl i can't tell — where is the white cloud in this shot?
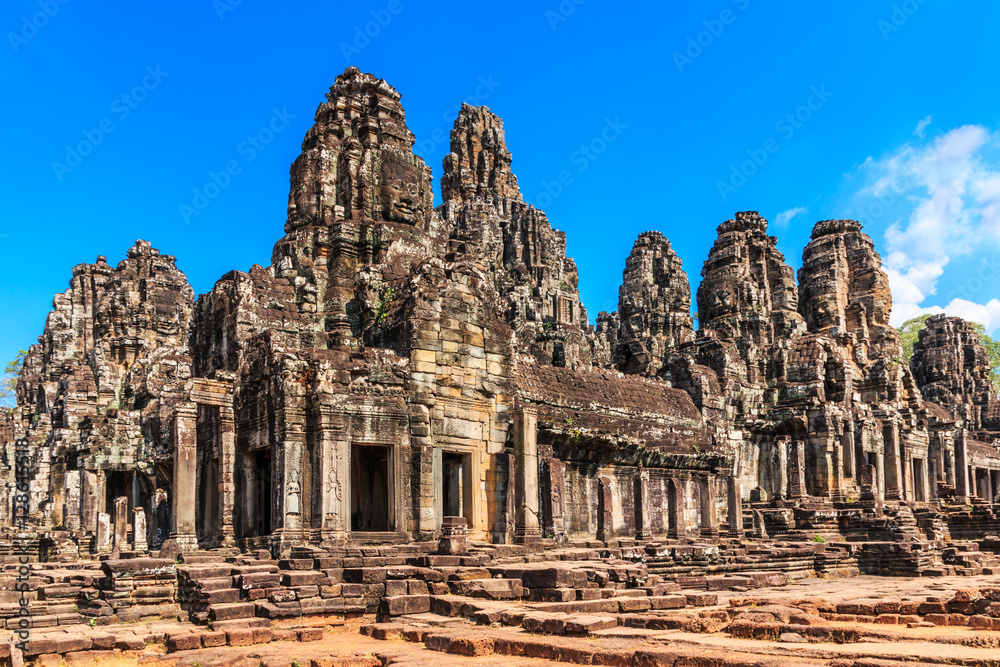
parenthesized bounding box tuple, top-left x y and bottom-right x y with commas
(913, 115, 932, 139)
(774, 206, 808, 228)
(851, 123, 1000, 334)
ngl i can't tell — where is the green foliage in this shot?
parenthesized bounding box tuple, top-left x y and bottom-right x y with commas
(1, 350, 27, 410)
(899, 314, 933, 360)
(812, 534, 826, 543)
(376, 286, 395, 324)
(969, 322, 1000, 392)
(898, 315, 1000, 392)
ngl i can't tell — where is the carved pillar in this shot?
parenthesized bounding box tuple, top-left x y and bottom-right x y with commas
(667, 477, 684, 541)
(789, 441, 806, 499)
(699, 475, 719, 542)
(882, 422, 902, 501)
(830, 433, 844, 500)
(217, 405, 236, 547)
(634, 469, 651, 541)
(955, 429, 970, 500)
(167, 402, 199, 552)
(133, 508, 148, 552)
(113, 496, 129, 552)
(775, 437, 789, 500)
(316, 406, 347, 545)
(855, 425, 868, 481)
(727, 477, 744, 539)
(928, 443, 939, 501)
(842, 427, 855, 479)
(595, 476, 613, 543)
(64, 470, 82, 531)
(81, 470, 104, 536)
(96, 512, 111, 553)
(513, 406, 541, 551)
(541, 457, 566, 541)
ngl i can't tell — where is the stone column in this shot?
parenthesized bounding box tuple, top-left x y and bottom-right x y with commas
(882, 422, 902, 501)
(830, 434, 844, 500)
(513, 406, 541, 551)
(96, 512, 111, 553)
(634, 469, 651, 541)
(595, 476, 613, 543)
(928, 448, 939, 501)
(81, 470, 104, 536)
(789, 441, 806, 499)
(842, 428, 855, 479)
(316, 406, 347, 545)
(217, 406, 237, 547)
(859, 464, 877, 501)
(855, 426, 868, 481)
(699, 475, 719, 542)
(133, 508, 148, 552)
(667, 477, 684, 541)
(955, 429, 970, 500)
(113, 496, 129, 552)
(727, 477, 744, 539)
(775, 437, 790, 500)
(64, 470, 82, 531)
(167, 402, 199, 552)
(541, 457, 566, 541)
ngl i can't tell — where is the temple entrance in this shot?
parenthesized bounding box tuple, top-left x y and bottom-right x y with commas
(252, 449, 272, 537)
(351, 444, 390, 532)
(439, 451, 473, 527)
(198, 457, 219, 541)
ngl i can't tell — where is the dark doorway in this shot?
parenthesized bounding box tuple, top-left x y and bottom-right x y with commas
(253, 449, 272, 537)
(351, 445, 390, 531)
(105, 471, 133, 516)
(199, 457, 220, 540)
(442, 452, 464, 518)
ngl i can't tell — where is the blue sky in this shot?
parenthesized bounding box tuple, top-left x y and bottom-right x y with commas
(3, 0, 1000, 369)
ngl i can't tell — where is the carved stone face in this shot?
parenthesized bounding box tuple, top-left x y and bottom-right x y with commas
(377, 159, 422, 224)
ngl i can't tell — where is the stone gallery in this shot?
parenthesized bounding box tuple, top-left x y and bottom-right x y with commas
(2, 68, 1000, 665)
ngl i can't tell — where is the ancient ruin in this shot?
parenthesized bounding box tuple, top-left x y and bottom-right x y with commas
(1, 67, 1000, 666)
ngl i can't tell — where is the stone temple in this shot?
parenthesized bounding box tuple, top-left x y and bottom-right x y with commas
(2, 68, 1000, 665)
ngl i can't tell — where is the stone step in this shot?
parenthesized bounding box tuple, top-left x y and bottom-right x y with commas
(199, 588, 241, 604)
(177, 565, 233, 580)
(448, 578, 523, 600)
(189, 577, 235, 592)
(210, 617, 271, 632)
(208, 602, 257, 621)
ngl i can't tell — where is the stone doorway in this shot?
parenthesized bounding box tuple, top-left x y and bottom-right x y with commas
(198, 457, 219, 541)
(351, 444, 391, 532)
(439, 451, 473, 529)
(240, 448, 272, 539)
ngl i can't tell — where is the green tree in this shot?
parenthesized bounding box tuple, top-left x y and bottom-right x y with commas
(899, 315, 1000, 392)
(969, 322, 1000, 392)
(1, 350, 28, 410)
(899, 314, 933, 360)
